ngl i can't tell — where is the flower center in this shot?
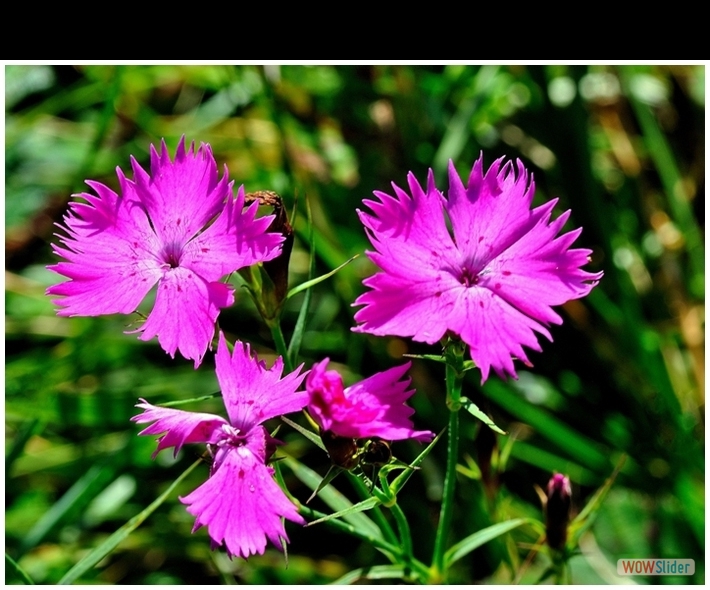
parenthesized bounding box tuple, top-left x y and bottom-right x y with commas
(459, 266, 480, 287)
(161, 241, 183, 269)
(217, 424, 246, 448)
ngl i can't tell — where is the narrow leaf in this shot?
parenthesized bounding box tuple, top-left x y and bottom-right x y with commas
(58, 459, 201, 585)
(286, 254, 360, 301)
(281, 455, 382, 540)
(445, 518, 530, 567)
(280, 415, 324, 451)
(6, 418, 42, 476)
(159, 392, 222, 407)
(332, 564, 411, 585)
(568, 454, 626, 545)
(460, 397, 506, 434)
(402, 354, 477, 371)
(306, 496, 380, 527)
(6, 553, 35, 585)
(306, 465, 344, 504)
(297, 504, 400, 563)
(287, 195, 315, 365)
(20, 463, 116, 555)
(391, 429, 444, 495)
(402, 353, 447, 364)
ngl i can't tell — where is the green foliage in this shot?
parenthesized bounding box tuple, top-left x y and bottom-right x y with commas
(6, 63, 704, 584)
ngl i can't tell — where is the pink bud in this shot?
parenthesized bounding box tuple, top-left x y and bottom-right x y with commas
(545, 473, 571, 550)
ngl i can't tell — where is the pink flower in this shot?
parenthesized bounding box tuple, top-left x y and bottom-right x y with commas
(47, 137, 283, 367)
(307, 359, 434, 442)
(132, 332, 308, 559)
(353, 155, 603, 383)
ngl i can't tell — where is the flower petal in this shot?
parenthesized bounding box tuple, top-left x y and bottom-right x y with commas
(46, 180, 163, 316)
(353, 269, 459, 344)
(181, 186, 284, 282)
(307, 360, 433, 442)
(358, 170, 459, 281)
(345, 362, 434, 441)
(446, 157, 538, 265)
(180, 426, 304, 560)
(215, 333, 308, 431)
(131, 399, 227, 458)
(453, 288, 551, 383)
(129, 137, 230, 244)
(136, 269, 234, 367)
(481, 209, 603, 325)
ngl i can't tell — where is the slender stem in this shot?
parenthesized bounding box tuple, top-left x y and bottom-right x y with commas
(348, 474, 398, 546)
(430, 348, 465, 582)
(390, 503, 413, 564)
(431, 405, 460, 581)
(297, 502, 430, 581)
(269, 321, 293, 373)
(553, 554, 570, 585)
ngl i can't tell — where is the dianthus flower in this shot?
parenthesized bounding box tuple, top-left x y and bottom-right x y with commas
(307, 359, 434, 442)
(353, 155, 603, 383)
(47, 137, 283, 367)
(132, 333, 308, 559)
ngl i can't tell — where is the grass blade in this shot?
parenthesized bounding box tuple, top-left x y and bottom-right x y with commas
(331, 564, 411, 585)
(286, 254, 359, 301)
(444, 518, 531, 567)
(6, 553, 35, 585)
(19, 461, 120, 556)
(391, 429, 444, 495)
(287, 195, 315, 366)
(57, 459, 201, 585)
(281, 455, 382, 541)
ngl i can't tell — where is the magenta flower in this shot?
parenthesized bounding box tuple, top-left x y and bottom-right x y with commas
(307, 359, 434, 442)
(132, 332, 308, 559)
(47, 137, 283, 367)
(353, 155, 603, 383)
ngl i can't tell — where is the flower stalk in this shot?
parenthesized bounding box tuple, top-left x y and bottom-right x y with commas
(431, 339, 466, 582)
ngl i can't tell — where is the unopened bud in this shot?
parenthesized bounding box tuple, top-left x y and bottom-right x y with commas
(260, 193, 294, 305)
(545, 473, 571, 551)
(242, 191, 294, 321)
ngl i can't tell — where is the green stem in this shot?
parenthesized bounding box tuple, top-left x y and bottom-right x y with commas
(431, 406, 460, 581)
(552, 553, 570, 584)
(269, 321, 293, 373)
(348, 474, 399, 546)
(431, 347, 465, 582)
(297, 503, 430, 581)
(390, 502, 413, 564)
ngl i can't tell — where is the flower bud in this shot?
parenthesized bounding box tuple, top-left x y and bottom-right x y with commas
(241, 191, 293, 322)
(545, 473, 571, 551)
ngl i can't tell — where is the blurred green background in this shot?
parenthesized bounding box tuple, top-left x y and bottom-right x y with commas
(5, 64, 704, 584)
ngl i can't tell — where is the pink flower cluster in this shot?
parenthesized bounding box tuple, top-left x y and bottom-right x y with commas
(48, 139, 600, 560)
(47, 138, 438, 559)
